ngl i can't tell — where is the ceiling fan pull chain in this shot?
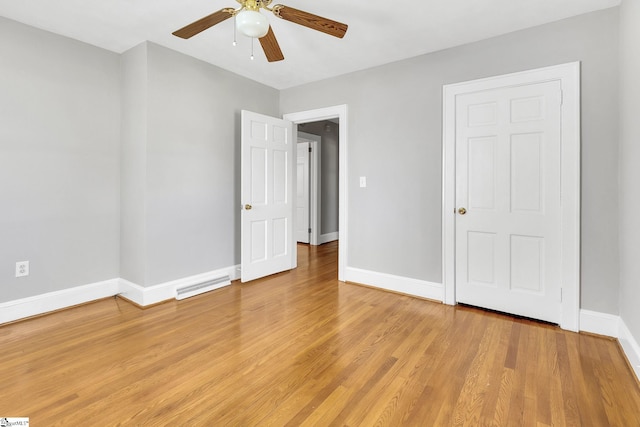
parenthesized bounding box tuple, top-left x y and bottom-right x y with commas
(250, 37, 255, 60)
(233, 15, 237, 46)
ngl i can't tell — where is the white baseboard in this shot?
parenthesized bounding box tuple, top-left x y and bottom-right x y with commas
(345, 267, 444, 301)
(580, 309, 640, 383)
(318, 232, 339, 245)
(119, 265, 239, 306)
(3, 271, 638, 384)
(0, 265, 240, 324)
(579, 309, 620, 337)
(619, 318, 640, 382)
(0, 279, 119, 324)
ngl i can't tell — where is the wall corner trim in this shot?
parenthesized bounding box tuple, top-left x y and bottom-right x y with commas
(619, 318, 640, 383)
(345, 267, 444, 302)
(0, 264, 241, 325)
(579, 309, 620, 337)
(318, 232, 339, 245)
(119, 264, 239, 307)
(580, 309, 640, 383)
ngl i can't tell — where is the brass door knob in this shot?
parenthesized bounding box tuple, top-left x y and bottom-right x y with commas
(244, 204, 252, 210)
(458, 207, 467, 215)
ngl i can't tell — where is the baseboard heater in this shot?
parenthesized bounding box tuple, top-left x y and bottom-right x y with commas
(175, 275, 230, 300)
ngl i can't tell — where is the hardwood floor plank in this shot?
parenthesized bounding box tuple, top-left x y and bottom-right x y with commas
(555, 332, 583, 426)
(1, 242, 639, 425)
(546, 328, 567, 427)
(418, 311, 486, 425)
(479, 319, 512, 424)
(534, 327, 553, 426)
(451, 315, 500, 425)
(506, 319, 530, 425)
(493, 367, 516, 426)
(569, 333, 612, 426)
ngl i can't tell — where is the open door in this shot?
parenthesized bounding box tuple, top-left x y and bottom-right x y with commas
(241, 110, 295, 282)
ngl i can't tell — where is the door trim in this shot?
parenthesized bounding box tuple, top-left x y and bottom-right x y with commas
(442, 62, 581, 331)
(297, 132, 322, 246)
(284, 105, 348, 281)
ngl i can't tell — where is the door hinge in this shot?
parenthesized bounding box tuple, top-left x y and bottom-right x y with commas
(309, 147, 312, 153)
(308, 228, 312, 234)
(560, 287, 563, 302)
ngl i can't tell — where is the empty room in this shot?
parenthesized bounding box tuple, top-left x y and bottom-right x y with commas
(1, 0, 640, 425)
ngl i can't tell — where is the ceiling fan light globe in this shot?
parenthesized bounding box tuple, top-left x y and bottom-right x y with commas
(236, 10, 269, 38)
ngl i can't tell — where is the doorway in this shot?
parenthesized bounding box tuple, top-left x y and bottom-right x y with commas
(296, 124, 339, 246)
(284, 105, 348, 281)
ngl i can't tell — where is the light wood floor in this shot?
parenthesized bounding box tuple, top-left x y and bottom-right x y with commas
(1, 242, 639, 426)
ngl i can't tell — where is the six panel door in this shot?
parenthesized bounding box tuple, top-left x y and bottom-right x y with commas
(455, 81, 563, 323)
(241, 110, 294, 282)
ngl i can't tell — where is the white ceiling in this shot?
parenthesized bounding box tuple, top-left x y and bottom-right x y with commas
(0, 0, 620, 90)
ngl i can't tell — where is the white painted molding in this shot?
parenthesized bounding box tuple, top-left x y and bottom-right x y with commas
(619, 318, 640, 382)
(119, 265, 240, 307)
(345, 267, 444, 302)
(318, 232, 339, 245)
(284, 104, 348, 282)
(117, 279, 147, 306)
(0, 264, 241, 324)
(0, 279, 119, 324)
(579, 309, 620, 337)
(579, 309, 640, 383)
(297, 132, 322, 247)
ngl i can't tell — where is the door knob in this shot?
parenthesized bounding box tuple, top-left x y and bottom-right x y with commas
(244, 204, 252, 210)
(458, 207, 467, 215)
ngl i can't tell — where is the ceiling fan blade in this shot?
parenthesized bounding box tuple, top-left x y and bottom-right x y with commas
(273, 5, 348, 39)
(259, 26, 285, 62)
(173, 9, 234, 39)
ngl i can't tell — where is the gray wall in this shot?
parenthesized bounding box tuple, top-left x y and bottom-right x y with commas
(280, 8, 620, 314)
(0, 7, 630, 324)
(298, 121, 339, 235)
(0, 17, 121, 302)
(618, 3, 640, 343)
(0, 18, 280, 300)
(123, 42, 279, 286)
(120, 43, 149, 286)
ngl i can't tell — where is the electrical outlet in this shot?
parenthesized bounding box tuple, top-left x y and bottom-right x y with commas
(16, 261, 29, 278)
(359, 176, 367, 188)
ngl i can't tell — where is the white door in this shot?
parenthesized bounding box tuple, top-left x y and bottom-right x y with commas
(241, 110, 295, 283)
(296, 142, 310, 243)
(455, 80, 562, 323)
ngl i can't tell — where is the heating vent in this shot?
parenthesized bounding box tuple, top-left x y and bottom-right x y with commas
(176, 275, 230, 300)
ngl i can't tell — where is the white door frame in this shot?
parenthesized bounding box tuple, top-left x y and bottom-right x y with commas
(295, 140, 311, 244)
(442, 62, 581, 331)
(298, 132, 322, 245)
(284, 105, 348, 281)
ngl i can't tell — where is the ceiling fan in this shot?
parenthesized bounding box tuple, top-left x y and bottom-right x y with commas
(172, 0, 348, 62)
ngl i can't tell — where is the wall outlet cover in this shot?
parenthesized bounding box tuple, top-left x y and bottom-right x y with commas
(16, 261, 29, 277)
